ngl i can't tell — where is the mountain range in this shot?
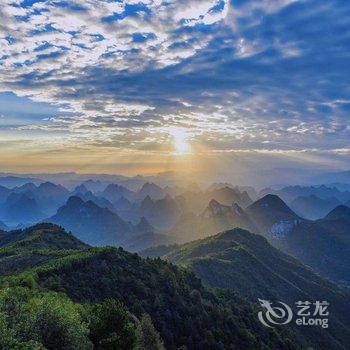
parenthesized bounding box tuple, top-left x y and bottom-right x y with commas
(159, 193, 350, 285)
(0, 171, 350, 348)
(0, 178, 350, 286)
(259, 185, 350, 205)
(47, 196, 169, 251)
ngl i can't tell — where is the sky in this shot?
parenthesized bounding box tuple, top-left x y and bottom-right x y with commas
(0, 0, 349, 181)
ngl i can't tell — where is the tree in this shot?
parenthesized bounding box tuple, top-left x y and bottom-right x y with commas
(31, 293, 92, 350)
(135, 314, 164, 350)
(0, 287, 92, 350)
(88, 299, 136, 350)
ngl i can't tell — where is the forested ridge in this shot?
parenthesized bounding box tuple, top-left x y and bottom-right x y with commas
(0, 223, 300, 349)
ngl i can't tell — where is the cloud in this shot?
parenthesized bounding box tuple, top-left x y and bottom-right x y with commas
(0, 0, 349, 167)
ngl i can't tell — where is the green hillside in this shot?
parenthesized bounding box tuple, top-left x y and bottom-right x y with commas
(0, 223, 298, 350)
(0, 223, 89, 276)
(142, 228, 350, 349)
(0, 223, 89, 251)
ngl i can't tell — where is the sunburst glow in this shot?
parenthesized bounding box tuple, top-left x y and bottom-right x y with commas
(170, 128, 191, 155)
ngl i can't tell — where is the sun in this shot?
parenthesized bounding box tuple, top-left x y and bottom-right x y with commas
(170, 128, 191, 154)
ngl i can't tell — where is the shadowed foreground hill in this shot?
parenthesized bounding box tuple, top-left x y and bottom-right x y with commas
(141, 228, 350, 349)
(0, 223, 299, 350)
(277, 205, 350, 284)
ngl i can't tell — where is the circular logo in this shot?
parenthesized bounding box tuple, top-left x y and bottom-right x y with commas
(258, 299, 293, 328)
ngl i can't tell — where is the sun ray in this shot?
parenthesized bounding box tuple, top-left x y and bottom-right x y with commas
(169, 128, 191, 155)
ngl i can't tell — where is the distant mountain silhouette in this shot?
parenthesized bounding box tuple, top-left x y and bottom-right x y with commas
(136, 216, 154, 234)
(259, 185, 350, 203)
(165, 198, 257, 244)
(139, 195, 154, 211)
(0, 193, 44, 224)
(137, 182, 165, 200)
(138, 194, 181, 230)
(246, 194, 301, 238)
(313, 170, 350, 185)
(48, 196, 135, 246)
(36, 182, 69, 200)
(206, 186, 252, 207)
(13, 182, 38, 194)
(0, 185, 11, 203)
(73, 187, 115, 212)
(100, 184, 135, 203)
(48, 196, 166, 251)
(0, 175, 42, 188)
(290, 194, 340, 220)
(12, 181, 70, 216)
(123, 217, 172, 252)
(202, 199, 257, 232)
(114, 196, 132, 211)
(72, 184, 89, 195)
(81, 179, 106, 193)
(175, 186, 253, 215)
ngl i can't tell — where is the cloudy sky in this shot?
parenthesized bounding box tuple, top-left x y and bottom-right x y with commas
(0, 0, 349, 179)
